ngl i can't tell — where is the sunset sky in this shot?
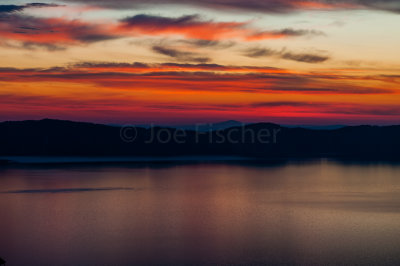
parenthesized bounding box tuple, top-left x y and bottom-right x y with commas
(1, 0, 399, 125)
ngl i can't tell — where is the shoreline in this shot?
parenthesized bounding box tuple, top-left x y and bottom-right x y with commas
(1, 156, 399, 167)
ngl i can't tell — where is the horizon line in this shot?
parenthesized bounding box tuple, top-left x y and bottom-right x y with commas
(1, 118, 399, 128)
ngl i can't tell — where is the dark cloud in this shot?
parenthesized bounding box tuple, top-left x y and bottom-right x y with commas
(381, 75, 400, 78)
(247, 28, 325, 40)
(180, 39, 236, 49)
(244, 47, 330, 63)
(279, 28, 325, 36)
(186, 40, 223, 47)
(0, 5, 26, 13)
(118, 14, 248, 41)
(280, 52, 329, 63)
(152, 46, 211, 63)
(23, 42, 66, 51)
(0, 13, 119, 47)
(73, 62, 150, 69)
(61, 0, 400, 14)
(72, 61, 283, 72)
(25, 3, 61, 8)
(5, 41, 67, 52)
(161, 62, 227, 69)
(244, 48, 276, 57)
(0, 3, 60, 14)
(75, 34, 118, 43)
(121, 14, 200, 27)
(119, 14, 325, 41)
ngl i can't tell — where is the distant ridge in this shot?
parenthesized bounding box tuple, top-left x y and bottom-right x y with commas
(173, 120, 244, 132)
(282, 125, 346, 130)
(133, 120, 244, 131)
(0, 119, 399, 160)
(113, 120, 347, 131)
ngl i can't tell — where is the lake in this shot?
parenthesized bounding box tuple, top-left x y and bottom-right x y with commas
(1, 159, 400, 265)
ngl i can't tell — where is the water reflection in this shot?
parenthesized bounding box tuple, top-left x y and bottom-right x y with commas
(2, 187, 136, 194)
(1, 160, 400, 265)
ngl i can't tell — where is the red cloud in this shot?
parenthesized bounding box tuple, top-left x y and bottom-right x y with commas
(0, 63, 395, 95)
(0, 13, 324, 47)
(0, 62, 398, 124)
(0, 14, 117, 45)
(117, 14, 324, 41)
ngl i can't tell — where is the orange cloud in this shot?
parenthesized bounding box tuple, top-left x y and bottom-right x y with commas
(117, 15, 247, 40)
(0, 14, 117, 46)
(117, 14, 324, 41)
(1, 62, 398, 125)
(0, 62, 396, 96)
(0, 12, 324, 48)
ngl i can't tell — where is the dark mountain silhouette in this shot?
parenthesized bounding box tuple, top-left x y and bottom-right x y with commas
(134, 120, 243, 132)
(177, 120, 244, 131)
(282, 124, 346, 130)
(129, 121, 345, 131)
(0, 119, 399, 160)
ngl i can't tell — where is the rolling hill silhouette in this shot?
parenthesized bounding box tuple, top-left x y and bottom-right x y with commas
(0, 119, 399, 160)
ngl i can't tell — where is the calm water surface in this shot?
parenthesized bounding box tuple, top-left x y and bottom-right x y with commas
(1, 160, 400, 265)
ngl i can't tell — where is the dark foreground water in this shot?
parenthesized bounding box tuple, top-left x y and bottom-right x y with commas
(1, 160, 400, 265)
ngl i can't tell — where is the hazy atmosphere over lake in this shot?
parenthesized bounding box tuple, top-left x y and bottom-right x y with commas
(1, 160, 400, 265)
